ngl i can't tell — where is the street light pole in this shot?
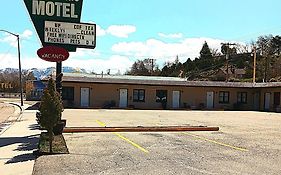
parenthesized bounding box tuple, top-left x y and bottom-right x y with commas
(16, 34, 24, 106)
(0, 30, 24, 106)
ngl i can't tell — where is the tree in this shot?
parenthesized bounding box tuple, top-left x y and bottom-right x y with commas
(210, 48, 221, 57)
(160, 57, 184, 77)
(183, 58, 194, 72)
(200, 41, 212, 59)
(272, 35, 281, 55)
(127, 59, 159, 76)
(37, 78, 63, 153)
(221, 44, 237, 55)
(138, 61, 149, 75)
(256, 35, 281, 81)
(197, 41, 214, 70)
(143, 58, 156, 72)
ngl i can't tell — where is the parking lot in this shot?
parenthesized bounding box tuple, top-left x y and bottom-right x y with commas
(33, 109, 281, 175)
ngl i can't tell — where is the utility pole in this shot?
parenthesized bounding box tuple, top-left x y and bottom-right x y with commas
(221, 43, 236, 82)
(226, 47, 229, 82)
(264, 54, 269, 82)
(253, 46, 257, 83)
(0, 30, 23, 106)
(147, 58, 155, 75)
(151, 59, 154, 73)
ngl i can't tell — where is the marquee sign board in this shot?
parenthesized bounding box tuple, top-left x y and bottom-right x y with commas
(44, 21, 96, 49)
(23, 0, 84, 52)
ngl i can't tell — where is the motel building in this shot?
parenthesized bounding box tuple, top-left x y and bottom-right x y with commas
(26, 73, 281, 112)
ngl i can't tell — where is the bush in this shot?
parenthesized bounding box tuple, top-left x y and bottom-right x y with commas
(37, 78, 63, 153)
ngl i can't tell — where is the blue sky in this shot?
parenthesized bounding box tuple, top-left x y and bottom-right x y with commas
(0, 0, 281, 74)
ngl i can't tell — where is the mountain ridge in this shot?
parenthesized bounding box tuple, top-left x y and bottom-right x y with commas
(0, 67, 88, 80)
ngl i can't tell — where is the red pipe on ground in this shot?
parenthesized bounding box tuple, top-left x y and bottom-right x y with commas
(63, 126, 219, 133)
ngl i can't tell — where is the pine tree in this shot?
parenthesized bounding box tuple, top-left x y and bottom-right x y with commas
(200, 41, 212, 60)
(37, 78, 63, 153)
(198, 41, 214, 70)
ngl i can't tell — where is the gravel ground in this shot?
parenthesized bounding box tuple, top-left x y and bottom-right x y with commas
(33, 110, 281, 175)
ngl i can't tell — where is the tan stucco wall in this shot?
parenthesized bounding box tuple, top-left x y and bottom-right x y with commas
(62, 82, 268, 110)
(180, 87, 255, 110)
(26, 79, 281, 111)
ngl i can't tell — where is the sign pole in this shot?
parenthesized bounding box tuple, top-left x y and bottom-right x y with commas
(56, 62, 62, 94)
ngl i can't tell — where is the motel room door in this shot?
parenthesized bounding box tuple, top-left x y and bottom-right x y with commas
(253, 92, 260, 111)
(172, 91, 180, 109)
(206, 92, 214, 109)
(119, 89, 128, 108)
(264, 92, 271, 111)
(80, 87, 90, 107)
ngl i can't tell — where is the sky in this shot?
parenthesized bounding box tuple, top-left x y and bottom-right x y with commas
(0, 0, 281, 74)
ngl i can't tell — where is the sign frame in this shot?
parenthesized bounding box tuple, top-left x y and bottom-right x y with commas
(44, 21, 96, 49)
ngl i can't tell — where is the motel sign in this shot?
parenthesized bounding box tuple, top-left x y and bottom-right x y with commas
(23, 0, 85, 51)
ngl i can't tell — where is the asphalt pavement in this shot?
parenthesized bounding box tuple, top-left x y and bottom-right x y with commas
(33, 109, 281, 175)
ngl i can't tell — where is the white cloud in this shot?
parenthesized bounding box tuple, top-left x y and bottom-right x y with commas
(0, 53, 19, 68)
(70, 48, 101, 58)
(63, 55, 133, 74)
(158, 32, 183, 39)
(106, 25, 136, 38)
(85, 22, 136, 38)
(22, 30, 33, 38)
(0, 52, 132, 74)
(112, 37, 242, 63)
(0, 34, 17, 47)
(0, 53, 53, 70)
(96, 25, 106, 37)
(0, 29, 33, 47)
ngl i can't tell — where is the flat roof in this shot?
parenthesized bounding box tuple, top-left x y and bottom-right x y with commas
(59, 73, 281, 88)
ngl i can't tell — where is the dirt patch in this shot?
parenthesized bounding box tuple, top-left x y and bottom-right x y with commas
(0, 103, 15, 123)
(36, 132, 69, 156)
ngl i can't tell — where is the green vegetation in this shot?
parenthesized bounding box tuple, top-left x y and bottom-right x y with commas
(38, 132, 68, 155)
(126, 34, 281, 82)
(37, 78, 63, 153)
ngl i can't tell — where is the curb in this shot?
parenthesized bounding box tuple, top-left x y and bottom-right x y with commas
(9, 102, 23, 113)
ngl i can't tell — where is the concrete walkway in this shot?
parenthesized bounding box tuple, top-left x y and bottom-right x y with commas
(0, 104, 40, 175)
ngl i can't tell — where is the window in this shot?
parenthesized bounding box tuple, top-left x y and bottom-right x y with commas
(237, 92, 247, 104)
(156, 90, 167, 102)
(133, 89, 145, 102)
(219, 91, 229, 103)
(62, 87, 74, 100)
